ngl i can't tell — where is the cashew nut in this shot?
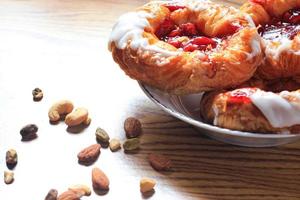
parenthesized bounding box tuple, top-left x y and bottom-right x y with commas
(65, 107, 89, 126)
(48, 100, 74, 122)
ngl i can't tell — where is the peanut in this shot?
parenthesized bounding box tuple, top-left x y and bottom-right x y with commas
(48, 100, 74, 122)
(65, 107, 89, 127)
(109, 138, 121, 152)
(140, 177, 156, 193)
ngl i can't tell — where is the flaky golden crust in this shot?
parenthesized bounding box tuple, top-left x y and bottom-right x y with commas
(241, 0, 300, 80)
(109, 0, 262, 94)
(200, 84, 300, 134)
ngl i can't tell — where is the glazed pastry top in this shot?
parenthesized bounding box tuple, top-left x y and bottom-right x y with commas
(108, 0, 259, 64)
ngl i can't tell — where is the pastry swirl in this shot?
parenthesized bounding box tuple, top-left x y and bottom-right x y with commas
(109, 0, 262, 94)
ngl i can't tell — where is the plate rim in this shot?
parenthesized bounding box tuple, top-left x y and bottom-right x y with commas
(139, 82, 300, 139)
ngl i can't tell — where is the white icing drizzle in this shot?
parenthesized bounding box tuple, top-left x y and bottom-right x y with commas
(250, 89, 300, 128)
(264, 37, 294, 60)
(109, 11, 178, 57)
(246, 33, 261, 60)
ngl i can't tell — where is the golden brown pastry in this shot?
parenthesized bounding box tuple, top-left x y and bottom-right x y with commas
(241, 0, 300, 80)
(109, 0, 262, 94)
(200, 82, 300, 134)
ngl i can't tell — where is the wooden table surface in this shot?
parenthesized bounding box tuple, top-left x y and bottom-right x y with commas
(1, 0, 300, 199)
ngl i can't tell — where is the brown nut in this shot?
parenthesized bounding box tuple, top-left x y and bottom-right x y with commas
(6, 149, 17, 169)
(124, 117, 142, 138)
(4, 171, 14, 184)
(109, 138, 121, 152)
(77, 144, 101, 166)
(65, 107, 89, 126)
(32, 88, 43, 101)
(48, 100, 74, 122)
(148, 153, 172, 171)
(57, 190, 80, 200)
(92, 167, 109, 191)
(45, 189, 58, 200)
(68, 184, 91, 197)
(140, 177, 156, 193)
(20, 124, 38, 141)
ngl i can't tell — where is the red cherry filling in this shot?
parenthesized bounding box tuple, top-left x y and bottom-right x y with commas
(155, 19, 176, 38)
(155, 20, 222, 52)
(227, 89, 254, 104)
(164, 4, 186, 12)
(259, 8, 300, 40)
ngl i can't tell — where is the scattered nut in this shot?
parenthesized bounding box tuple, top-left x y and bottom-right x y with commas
(123, 138, 140, 151)
(148, 153, 172, 171)
(65, 107, 89, 127)
(45, 189, 58, 200)
(48, 100, 74, 122)
(92, 167, 109, 191)
(4, 171, 14, 184)
(140, 177, 156, 193)
(109, 138, 121, 152)
(95, 127, 110, 144)
(32, 88, 43, 101)
(6, 149, 17, 169)
(83, 117, 91, 126)
(124, 117, 142, 138)
(77, 144, 101, 166)
(20, 124, 38, 141)
(57, 190, 80, 200)
(68, 184, 91, 197)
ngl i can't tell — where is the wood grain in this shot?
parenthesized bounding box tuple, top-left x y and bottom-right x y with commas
(0, 0, 300, 199)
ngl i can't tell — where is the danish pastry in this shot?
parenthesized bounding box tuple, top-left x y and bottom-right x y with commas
(200, 82, 300, 134)
(109, 0, 262, 94)
(241, 0, 300, 80)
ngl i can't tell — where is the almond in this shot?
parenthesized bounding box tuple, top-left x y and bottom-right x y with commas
(57, 190, 80, 200)
(77, 144, 101, 166)
(92, 167, 109, 191)
(148, 153, 172, 171)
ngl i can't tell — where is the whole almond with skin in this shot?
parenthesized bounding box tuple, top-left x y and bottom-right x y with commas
(57, 190, 80, 200)
(92, 167, 109, 191)
(148, 153, 172, 171)
(77, 144, 101, 166)
(124, 117, 142, 138)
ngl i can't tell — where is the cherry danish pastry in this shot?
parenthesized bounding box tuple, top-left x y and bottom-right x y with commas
(109, 0, 262, 94)
(241, 0, 300, 80)
(200, 81, 300, 134)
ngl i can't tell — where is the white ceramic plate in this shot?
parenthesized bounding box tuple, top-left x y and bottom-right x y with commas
(139, 83, 300, 147)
